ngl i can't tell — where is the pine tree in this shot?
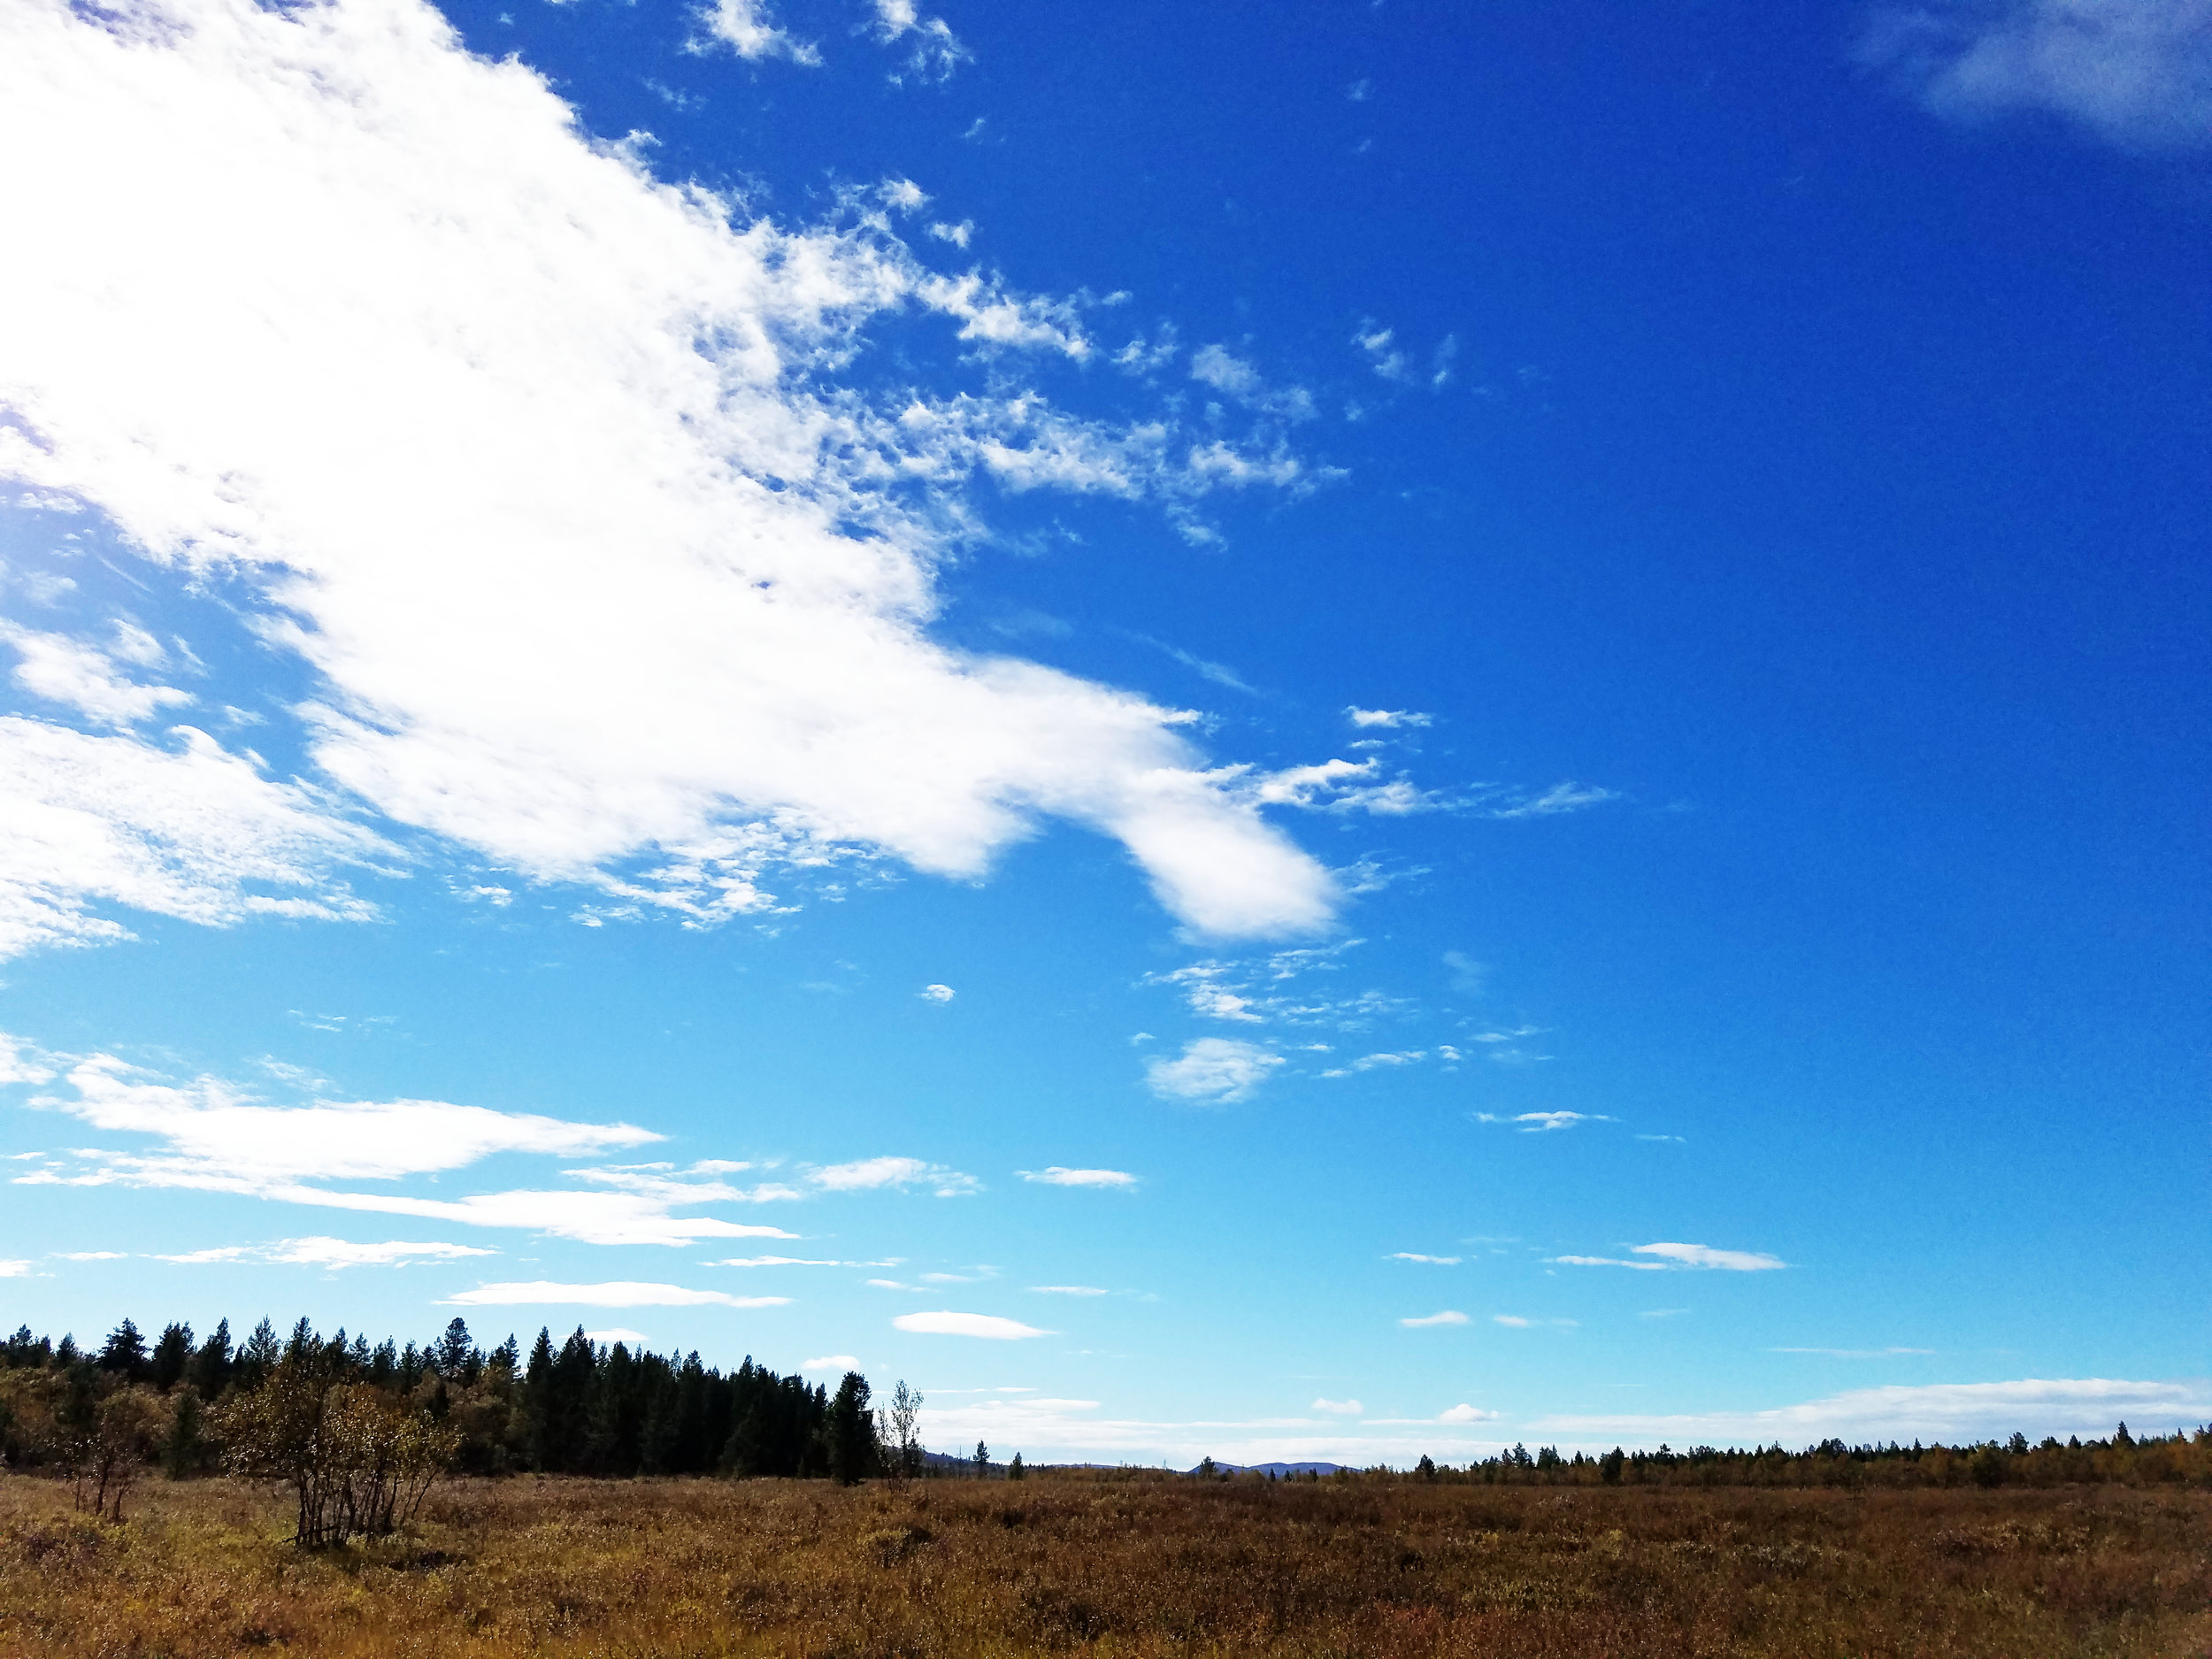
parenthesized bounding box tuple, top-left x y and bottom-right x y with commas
(825, 1372, 878, 1486)
(434, 1317, 473, 1377)
(148, 1324, 193, 1391)
(162, 1388, 207, 1478)
(98, 1318, 148, 1377)
(188, 1319, 233, 1396)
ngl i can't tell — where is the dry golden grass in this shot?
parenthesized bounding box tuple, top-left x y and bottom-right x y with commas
(0, 1471, 2206, 1658)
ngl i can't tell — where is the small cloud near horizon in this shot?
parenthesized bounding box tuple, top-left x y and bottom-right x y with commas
(893, 1310, 1049, 1340)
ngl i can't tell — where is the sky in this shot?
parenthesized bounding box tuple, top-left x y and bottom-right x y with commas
(0, 0, 2206, 1466)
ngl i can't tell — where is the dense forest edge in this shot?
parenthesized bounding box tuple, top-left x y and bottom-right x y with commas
(2, 1313, 2206, 1542)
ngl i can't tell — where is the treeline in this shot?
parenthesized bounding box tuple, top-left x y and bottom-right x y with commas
(1362, 1427, 2210, 1489)
(0, 1315, 901, 1494)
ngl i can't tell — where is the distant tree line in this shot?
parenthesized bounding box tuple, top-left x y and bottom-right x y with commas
(1345, 1427, 2210, 1490)
(0, 1313, 943, 1530)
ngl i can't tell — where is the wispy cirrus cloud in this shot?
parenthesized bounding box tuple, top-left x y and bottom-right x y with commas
(1862, 0, 2212, 151)
(1478, 1110, 1610, 1133)
(0, 0, 1347, 953)
(0, 718, 394, 960)
(806, 1156, 979, 1196)
(157, 1236, 494, 1269)
(1388, 1252, 1461, 1265)
(0, 1034, 895, 1246)
(1554, 1242, 1787, 1272)
(866, 0, 972, 84)
(444, 1281, 790, 1309)
(1400, 1310, 1469, 1327)
(707, 1255, 847, 1267)
(1147, 941, 1411, 1034)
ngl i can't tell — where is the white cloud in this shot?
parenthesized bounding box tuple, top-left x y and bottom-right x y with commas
(19, 1046, 657, 1185)
(1532, 1377, 2212, 1448)
(1399, 1310, 1468, 1327)
(0, 0, 1344, 949)
(1354, 321, 1413, 384)
(1017, 1165, 1138, 1187)
(1145, 1037, 1282, 1104)
(1553, 1255, 1669, 1271)
(894, 1310, 1048, 1339)
(1388, 1252, 1460, 1265)
(1189, 345, 1316, 421)
(806, 1155, 979, 1195)
(158, 1236, 494, 1268)
(1031, 1285, 1108, 1295)
(1632, 1241, 1786, 1272)
(1438, 1403, 1497, 1423)
(1553, 1242, 1786, 1272)
(710, 1255, 842, 1266)
(586, 1326, 650, 1345)
(1477, 1110, 1610, 1133)
(1441, 950, 1486, 995)
(0, 1035, 53, 1087)
(918, 983, 956, 1002)
(1318, 1049, 1424, 1079)
(1494, 1315, 1576, 1329)
(1863, 0, 2212, 150)
(1311, 1396, 1363, 1415)
(4, 1035, 829, 1247)
(692, 0, 819, 64)
(1248, 758, 1434, 817)
(802, 1353, 861, 1371)
(444, 1280, 791, 1308)
(1147, 941, 1409, 1039)
(4, 624, 192, 727)
(78, 1175, 803, 1248)
(0, 1260, 30, 1277)
(1345, 707, 1431, 728)
(55, 1250, 127, 1261)
(1480, 783, 1619, 820)
(0, 718, 392, 959)
(867, 0, 971, 82)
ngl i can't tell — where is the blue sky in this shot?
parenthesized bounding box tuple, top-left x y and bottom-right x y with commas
(0, 0, 2205, 1463)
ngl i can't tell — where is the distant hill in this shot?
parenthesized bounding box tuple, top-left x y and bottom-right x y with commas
(1187, 1460, 1347, 1478)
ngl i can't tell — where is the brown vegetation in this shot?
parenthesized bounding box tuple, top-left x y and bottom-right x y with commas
(0, 1470, 2206, 1658)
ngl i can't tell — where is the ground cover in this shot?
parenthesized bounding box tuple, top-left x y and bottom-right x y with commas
(0, 1472, 2205, 1658)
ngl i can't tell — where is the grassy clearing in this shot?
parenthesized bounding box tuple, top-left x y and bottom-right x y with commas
(0, 1471, 2205, 1658)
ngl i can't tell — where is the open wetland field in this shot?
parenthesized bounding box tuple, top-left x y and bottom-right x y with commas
(1, 1474, 2206, 1659)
